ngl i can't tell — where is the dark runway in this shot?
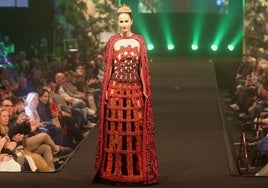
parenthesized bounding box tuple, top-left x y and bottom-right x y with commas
(1, 56, 268, 188)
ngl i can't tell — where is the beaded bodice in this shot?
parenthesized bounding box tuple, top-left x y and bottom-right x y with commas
(110, 45, 141, 83)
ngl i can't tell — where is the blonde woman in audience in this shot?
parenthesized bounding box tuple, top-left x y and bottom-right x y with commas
(1, 97, 72, 171)
(0, 107, 22, 172)
(0, 106, 57, 172)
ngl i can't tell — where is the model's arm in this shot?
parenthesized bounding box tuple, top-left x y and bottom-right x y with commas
(140, 66, 148, 98)
(104, 38, 114, 101)
(105, 66, 112, 101)
(138, 36, 149, 99)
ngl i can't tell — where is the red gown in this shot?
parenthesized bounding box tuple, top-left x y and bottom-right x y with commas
(93, 34, 159, 185)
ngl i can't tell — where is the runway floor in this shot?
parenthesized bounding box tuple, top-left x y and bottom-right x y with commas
(1, 56, 268, 188)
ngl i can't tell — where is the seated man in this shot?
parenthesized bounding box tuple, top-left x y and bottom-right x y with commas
(61, 70, 97, 115)
(55, 72, 96, 129)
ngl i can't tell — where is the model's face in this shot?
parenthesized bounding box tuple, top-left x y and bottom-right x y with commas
(117, 13, 132, 34)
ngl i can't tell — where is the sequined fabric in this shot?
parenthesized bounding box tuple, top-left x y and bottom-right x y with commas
(93, 34, 160, 185)
(110, 45, 141, 83)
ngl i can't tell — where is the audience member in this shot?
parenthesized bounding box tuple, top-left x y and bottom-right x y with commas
(14, 51, 30, 73)
(55, 72, 96, 129)
(1, 98, 72, 171)
(0, 108, 21, 172)
(37, 88, 79, 147)
(0, 35, 104, 172)
(25, 92, 65, 146)
(0, 106, 36, 171)
(1, 79, 14, 99)
(42, 86, 85, 146)
(13, 76, 33, 98)
(27, 68, 46, 92)
(235, 55, 256, 86)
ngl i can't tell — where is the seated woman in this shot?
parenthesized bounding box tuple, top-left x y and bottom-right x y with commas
(25, 92, 65, 146)
(0, 106, 50, 172)
(37, 88, 84, 147)
(0, 100, 72, 172)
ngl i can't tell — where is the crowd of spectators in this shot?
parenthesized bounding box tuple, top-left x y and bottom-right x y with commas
(228, 50, 268, 175)
(229, 52, 268, 122)
(0, 35, 104, 172)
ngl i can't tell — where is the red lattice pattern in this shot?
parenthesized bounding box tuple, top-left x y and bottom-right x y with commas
(99, 81, 144, 182)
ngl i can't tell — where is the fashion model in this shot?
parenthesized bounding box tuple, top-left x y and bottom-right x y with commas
(93, 4, 160, 185)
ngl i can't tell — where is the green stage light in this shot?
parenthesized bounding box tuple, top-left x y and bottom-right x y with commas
(211, 45, 218, 51)
(212, 8, 236, 52)
(134, 13, 153, 53)
(192, 13, 205, 53)
(167, 44, 174, 50)
(191, 44, 198, 51)
(227, 45, 234, 51)
(229, 27, 243, 51)
(147, 44, 154, 51)
(158, 13, 174, 53)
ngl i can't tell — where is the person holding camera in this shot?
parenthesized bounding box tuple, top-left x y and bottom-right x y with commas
(1, 96, 72, 171)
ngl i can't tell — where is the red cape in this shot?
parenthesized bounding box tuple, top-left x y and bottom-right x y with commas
(93, 34, 160, 185)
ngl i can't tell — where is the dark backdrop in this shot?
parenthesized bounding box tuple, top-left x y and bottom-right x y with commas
(0, 0, 54, 53)
(0, 0, 242, 57)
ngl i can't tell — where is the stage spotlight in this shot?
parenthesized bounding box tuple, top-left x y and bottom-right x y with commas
(147, 44, 154, 51)
(191, 44, 198, 51)
(211, 45, 218, 51)
(227, 44, 234, 51)
(167, 44, 174, 50)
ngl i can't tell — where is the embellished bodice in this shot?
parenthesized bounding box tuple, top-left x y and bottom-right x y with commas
(110, 45, 141, 83)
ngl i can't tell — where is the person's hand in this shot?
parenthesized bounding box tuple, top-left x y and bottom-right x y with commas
(62, 111, 71, 117)
(81, 93, 87, 100)
(143, 91, 148, 99)
(30, 120, 40, 132)
(70, 98, 76, 103)
(51, 111, 58, 118)
(16, 113, 27, 124)
(0, 154, 13, 162)
(30, 119, 40, 127)
(4, 141, 17, 151)
(0, 136, 9, 148)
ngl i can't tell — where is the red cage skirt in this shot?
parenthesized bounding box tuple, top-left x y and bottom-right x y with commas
(99, 80, 144, 183)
